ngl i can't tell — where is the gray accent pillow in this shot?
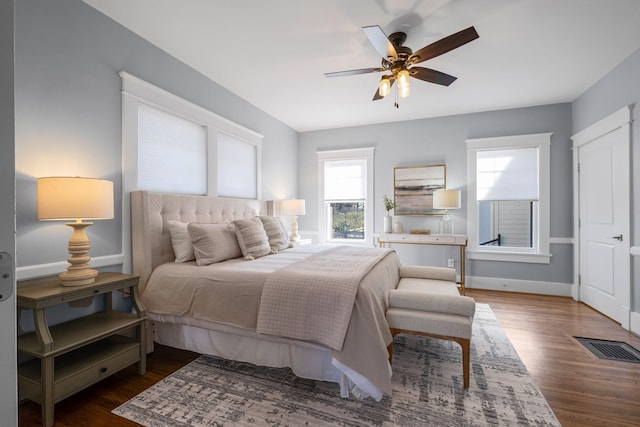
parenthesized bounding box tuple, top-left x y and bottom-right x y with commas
(233, 217, 271, 260)
(259, 216, 292, 253)
(187, 222, 242, 266)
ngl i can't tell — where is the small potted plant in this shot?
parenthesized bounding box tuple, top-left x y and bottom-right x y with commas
(383, 194, 396, 233)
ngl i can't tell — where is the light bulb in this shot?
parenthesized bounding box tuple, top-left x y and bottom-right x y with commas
(378, 77, 391, 97)
(398, 70, 410, 98)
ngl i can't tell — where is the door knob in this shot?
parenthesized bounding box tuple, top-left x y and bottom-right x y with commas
(611, 234, 623, 241)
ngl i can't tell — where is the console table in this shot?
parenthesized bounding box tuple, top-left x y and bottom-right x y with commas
(375, 233, 468, 294)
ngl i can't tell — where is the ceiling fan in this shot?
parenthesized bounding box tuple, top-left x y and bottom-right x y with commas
(324, 25, 479, 106)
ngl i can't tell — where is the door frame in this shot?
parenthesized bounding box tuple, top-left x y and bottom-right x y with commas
(0, 0, 16, 423)
(572, 105, 631, 329)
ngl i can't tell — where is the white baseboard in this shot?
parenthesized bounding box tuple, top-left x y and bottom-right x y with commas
(630, 311, 640, 336)
(466, 275, 573, 297)
(16, 253, 124, 281)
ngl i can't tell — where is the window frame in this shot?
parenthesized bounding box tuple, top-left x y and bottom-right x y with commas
(317, 147, 374, 245)
(466, 133, 552, 264)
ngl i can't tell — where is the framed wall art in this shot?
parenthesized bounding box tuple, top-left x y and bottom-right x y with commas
(393, 164, 446, 215)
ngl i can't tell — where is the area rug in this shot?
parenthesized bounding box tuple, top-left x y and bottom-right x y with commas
(113, 304, 560, 426)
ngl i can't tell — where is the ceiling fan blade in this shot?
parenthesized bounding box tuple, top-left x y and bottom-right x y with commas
(410, 67, 457, 86)
(373, 77, 395, 101)
(409, 26, 479, 64)
(362, 25, 398, 61)
(324, 67, 383, 78)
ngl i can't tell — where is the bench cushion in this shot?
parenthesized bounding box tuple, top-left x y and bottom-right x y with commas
(389, 289, 476, 317)
(386, 309, 473, 339)
(399, 265, 456, 282)
(396, 277, 460, 295)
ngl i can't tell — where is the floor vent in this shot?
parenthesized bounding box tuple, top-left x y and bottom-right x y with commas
(575, 337, 640, 363)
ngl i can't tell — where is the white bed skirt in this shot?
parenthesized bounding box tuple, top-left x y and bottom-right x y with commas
(150, 315, 387, 401)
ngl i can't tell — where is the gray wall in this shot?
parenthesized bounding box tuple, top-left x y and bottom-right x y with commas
(15, 0, 299, 269)
(14, 0, 298, 330)
(572, 47, 640, 310)
(298, 103, 574, 286)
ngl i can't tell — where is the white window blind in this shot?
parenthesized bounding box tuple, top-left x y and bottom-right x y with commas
(137, 103, 206, 194)
(477, 147, 539, 201)
(324, 159, 366, 200)
(217, 132, 257, 199)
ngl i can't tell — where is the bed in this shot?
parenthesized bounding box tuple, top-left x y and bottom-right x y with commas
(130, 190, 401, 400)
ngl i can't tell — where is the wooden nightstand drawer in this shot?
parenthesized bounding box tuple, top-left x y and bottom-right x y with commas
(19, 335, 141, 404)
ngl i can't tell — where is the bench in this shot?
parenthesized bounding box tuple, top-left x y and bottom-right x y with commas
(387, 265, 476, 388)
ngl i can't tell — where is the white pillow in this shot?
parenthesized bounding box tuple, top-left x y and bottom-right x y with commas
(187, 222, 242, 266)
(233, 217, 271, 260)
(167, 220, 195, 262)
(259, 216, 292, 253)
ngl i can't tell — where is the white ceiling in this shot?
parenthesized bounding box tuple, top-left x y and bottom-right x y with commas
(82, 0, 640, 132)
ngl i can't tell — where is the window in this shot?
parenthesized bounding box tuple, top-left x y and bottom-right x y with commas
(137, 103, 207, 194)
(467, 133, 551, 263)
(217, 131, 258, 199)
(317, 148, 374, 244)
(121, 71, 263, 199)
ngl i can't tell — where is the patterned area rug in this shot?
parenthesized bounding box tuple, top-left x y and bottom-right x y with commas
(113, 304, 560, 426)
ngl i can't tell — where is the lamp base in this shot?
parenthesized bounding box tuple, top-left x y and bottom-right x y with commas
(438, 212, 454, 235)
(60, 268, 98, 286)
(61, 221, 98, 286)
(289, 215, 301, 242)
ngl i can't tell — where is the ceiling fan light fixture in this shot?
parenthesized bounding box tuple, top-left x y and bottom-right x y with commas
(398, 69, 410, 98)
(325, 25, 478, 104)
(379, 76, 391, 97)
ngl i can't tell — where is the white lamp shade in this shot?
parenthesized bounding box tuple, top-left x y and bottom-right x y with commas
(433, 190, 461, 210)
(37, 177, 114, 221)
(278, 199, 306, 216)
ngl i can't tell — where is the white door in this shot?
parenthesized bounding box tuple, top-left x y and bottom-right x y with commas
(576, 110, 630, 328)
(0, 1, 17, 424)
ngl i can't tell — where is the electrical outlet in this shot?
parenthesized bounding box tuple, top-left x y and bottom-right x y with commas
(447, 258, 455, 268)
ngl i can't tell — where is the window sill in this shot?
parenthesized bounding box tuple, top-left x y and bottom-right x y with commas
(468, 250, 552, 264)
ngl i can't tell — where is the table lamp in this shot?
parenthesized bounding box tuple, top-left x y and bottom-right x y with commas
(37, 177, 114, 286)
(433, 189, 461, 235)
(278, 199, 305, 242)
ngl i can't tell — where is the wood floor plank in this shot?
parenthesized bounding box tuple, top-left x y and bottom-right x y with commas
(467, 289, 640, 427)
(18, 290, 640, 426)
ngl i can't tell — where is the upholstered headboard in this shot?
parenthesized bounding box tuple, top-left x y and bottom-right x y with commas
(130, 191, 270, 291)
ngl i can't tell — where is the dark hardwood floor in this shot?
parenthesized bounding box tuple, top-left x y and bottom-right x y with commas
(466, 289, 640, 427)
(19, 290, 640, 426)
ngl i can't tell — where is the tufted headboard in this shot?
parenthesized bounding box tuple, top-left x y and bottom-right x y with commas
(130, 191, 270, 292)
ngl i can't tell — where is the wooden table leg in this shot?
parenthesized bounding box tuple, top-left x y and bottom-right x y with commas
(33, 308, 55, 426)
(41, 356, 54, 427)
(131, 285, 147, 375)
(460, 245, 466, 295)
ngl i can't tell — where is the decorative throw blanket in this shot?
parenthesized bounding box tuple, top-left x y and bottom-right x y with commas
(256, 246, 393, 350)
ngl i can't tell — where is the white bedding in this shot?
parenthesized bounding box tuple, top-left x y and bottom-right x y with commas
(143, 245, 327, 330)
(142, 244, 401, 400)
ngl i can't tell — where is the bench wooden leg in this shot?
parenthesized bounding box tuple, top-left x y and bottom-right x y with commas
(451, 337, 471, 388)
(389, 328, 471, 388)
(388, 328, 401, 362)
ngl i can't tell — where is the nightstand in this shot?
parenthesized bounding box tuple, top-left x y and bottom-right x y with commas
(17, 272, 147, 427)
